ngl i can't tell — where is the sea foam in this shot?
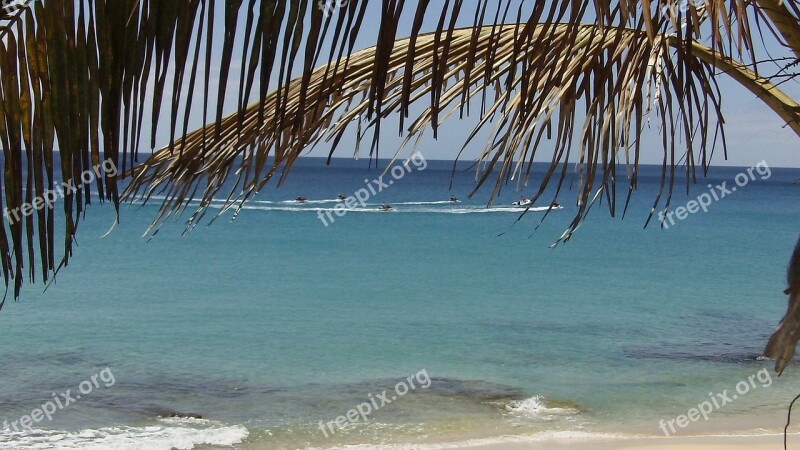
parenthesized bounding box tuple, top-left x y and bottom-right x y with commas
(0, 417, 248, 449)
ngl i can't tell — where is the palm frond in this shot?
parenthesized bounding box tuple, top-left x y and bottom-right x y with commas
(123, 19, 739, 243)
(0, 0, 798, 301)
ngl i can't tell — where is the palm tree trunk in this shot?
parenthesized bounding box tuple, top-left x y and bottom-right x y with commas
(765, 237, 800, 374)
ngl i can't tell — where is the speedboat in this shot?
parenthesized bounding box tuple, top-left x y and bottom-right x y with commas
(378, 204, 394, 212)
(512, 198, 532, 207)
(336, 194, 346, 202)
(295, 196, 308, 203)
(449, 195, 459, 203)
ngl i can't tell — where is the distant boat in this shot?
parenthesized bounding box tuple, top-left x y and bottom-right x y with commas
(512, 199, 562, 208)
(378, 204, 394, 212)
(336, 193, 346, 202)
(449, 195, 459, 203)
(295, 196, 308, 203)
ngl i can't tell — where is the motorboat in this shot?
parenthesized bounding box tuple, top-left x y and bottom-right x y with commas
(512, 197, 532, 207)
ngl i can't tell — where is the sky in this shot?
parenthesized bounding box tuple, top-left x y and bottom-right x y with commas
(146, 1, 800, 169)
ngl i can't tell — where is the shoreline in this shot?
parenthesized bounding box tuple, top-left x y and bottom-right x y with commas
(443, 432, 794, 449)
(433, 419, 796, 450)
(275, 422, 797, 450)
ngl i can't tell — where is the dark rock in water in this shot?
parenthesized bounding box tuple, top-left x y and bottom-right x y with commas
(164, 412, 203, 420)
(623, 347, 768, 364)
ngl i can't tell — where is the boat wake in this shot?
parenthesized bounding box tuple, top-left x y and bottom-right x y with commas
(224, 204, 558, 214)
(129, 196, 562, 215)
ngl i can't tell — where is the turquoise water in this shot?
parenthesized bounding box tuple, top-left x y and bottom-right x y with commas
(0, 157, 798, 449)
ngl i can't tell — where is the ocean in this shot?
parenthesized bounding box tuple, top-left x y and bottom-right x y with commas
(0, 156, 798, 449)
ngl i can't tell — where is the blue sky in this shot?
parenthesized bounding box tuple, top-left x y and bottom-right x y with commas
(148, 1, 800, 168)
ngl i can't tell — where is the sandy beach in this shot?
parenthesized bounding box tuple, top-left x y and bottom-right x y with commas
(419, 417, 796, 450)
(445, 433, 792, 450)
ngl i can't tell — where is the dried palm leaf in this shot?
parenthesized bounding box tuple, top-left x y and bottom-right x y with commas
(765, 238, 800, 374)
(123, 20, 797, 246)
(0, 0, 798, 305)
